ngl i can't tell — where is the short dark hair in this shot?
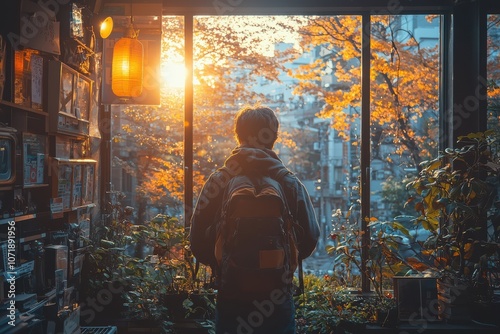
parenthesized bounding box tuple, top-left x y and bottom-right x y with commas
(234, 105, 279, 149)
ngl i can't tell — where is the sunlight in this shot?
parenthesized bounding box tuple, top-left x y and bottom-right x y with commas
(161, 62, 186, 88)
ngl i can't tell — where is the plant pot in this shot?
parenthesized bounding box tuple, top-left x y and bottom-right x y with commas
(171, 319, 214, 334)
(126, 319, 162, 333)
(81, 280, 129, 326)
(471, 300, 500, 326)
(185, 292, 216, 320)
(393, 276, 438, 322)
(336, 319, 366, 334)
(160, 292, 190, 321)
(436, 276, 473, 323)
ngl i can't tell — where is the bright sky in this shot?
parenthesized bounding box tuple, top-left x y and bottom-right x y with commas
(160, 16, 302, 88)
(161, 63, 186, 88)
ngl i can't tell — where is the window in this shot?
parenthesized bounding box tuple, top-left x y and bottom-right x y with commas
(370, 15, 440, 223)
(110, 9, 446, 293)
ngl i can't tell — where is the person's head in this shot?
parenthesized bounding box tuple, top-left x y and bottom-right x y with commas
(234, 105, 279, 149)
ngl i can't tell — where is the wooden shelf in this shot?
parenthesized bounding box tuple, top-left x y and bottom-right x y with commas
(0, 214, 37, 225)
(0, 100, 47, 117)
(19, 232, 46, 243)
(14, 213, 36, 222)
(23, 183, 49, 189)
(0, 185, 14, 191)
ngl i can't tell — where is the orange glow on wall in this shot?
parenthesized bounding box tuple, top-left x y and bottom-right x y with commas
(111, 36, 144, 97)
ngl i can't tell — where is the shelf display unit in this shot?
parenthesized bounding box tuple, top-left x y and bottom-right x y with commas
(0, 34, 5, 100)
(81, 163, 95, 206)
(22, 133, 47, 186)
(1, 2, 100, 332)
(0, 126, 17, 186)
(47, 60, 92, 137)
(13, 49, 45, 112)
(50, 158, 96, 214)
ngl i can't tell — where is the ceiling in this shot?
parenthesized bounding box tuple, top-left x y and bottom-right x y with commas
(99, 0, 458, 16)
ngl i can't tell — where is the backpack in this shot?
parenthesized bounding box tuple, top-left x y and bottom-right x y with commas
(214, 167, 300, 298)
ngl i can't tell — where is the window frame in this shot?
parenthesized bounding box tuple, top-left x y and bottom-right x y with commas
(153, 0, 494, 292)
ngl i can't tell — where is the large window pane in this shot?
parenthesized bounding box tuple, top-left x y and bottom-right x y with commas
(370, 15, 440, 221)
(111, 16, 185, 222)
(111, 14, 441, 291)
(191, 16, 363, 257)
(368, 15, 440, 289)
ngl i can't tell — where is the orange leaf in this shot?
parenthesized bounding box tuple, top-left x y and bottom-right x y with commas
(463, 243, 474, 260)
(407, 257, 430, 271)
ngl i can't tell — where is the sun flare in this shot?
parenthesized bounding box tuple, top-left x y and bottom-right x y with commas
(161, 62, 186, 88)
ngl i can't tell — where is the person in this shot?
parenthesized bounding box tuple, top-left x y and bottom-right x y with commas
(190, 104, 320, 334)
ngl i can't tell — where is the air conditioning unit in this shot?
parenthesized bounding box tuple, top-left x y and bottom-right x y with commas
(393, 276, 438, 322)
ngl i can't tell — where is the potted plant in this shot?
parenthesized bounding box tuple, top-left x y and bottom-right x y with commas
(294, 274, 339, 334)
(295, 274, 373, 333)
(80, 192, 136, 324)
(372, 294, 398, 328)
(119, 213, 216, 331)
(81, 192, 206, 330)
(328, 209, 411, 296)
(327, 210, 410, 328)
(406, 130, 500, 321)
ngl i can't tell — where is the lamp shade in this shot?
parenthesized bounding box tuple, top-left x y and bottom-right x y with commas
(112, 37, 144, 97)
(100, 16, 113, 39)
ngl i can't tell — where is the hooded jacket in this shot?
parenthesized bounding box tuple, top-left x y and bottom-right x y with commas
(190, 146, 320, 269)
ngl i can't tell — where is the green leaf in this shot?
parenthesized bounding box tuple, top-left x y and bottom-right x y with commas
(385, 239, 399, 250)
(325, 245, 335, 254)
(101, 239, 116, 248)
(427, 159, 442, 171)
(391, 222, 410, 237)
(422, 218, 437, 231)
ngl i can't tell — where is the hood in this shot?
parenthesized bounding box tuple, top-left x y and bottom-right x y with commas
(223, 146, 286, 176)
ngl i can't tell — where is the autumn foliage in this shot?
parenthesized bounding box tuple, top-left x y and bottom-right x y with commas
(113, 15, 500, 222)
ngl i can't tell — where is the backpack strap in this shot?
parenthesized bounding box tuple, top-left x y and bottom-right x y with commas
(218, 166, 234, 183)
(273, 167, 292, 182)
(272, 168, 305, 297)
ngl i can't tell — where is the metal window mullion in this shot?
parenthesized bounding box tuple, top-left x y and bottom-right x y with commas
(360, 13, 371, 294)
(440, 13, 453, 151)
(479, 4, 487, 132)
(184, 14, 194, 227)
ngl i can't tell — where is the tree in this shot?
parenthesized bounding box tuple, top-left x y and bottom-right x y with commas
(113, 16, 298, 222)
(289, 15, 440, 171)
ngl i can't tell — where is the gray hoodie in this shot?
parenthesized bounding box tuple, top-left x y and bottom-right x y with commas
(190, 146, 320, 268)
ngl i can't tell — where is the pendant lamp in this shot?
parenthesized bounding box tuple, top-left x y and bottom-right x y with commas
(112, 23, 143, 98)
(100, 16, 113, 39)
